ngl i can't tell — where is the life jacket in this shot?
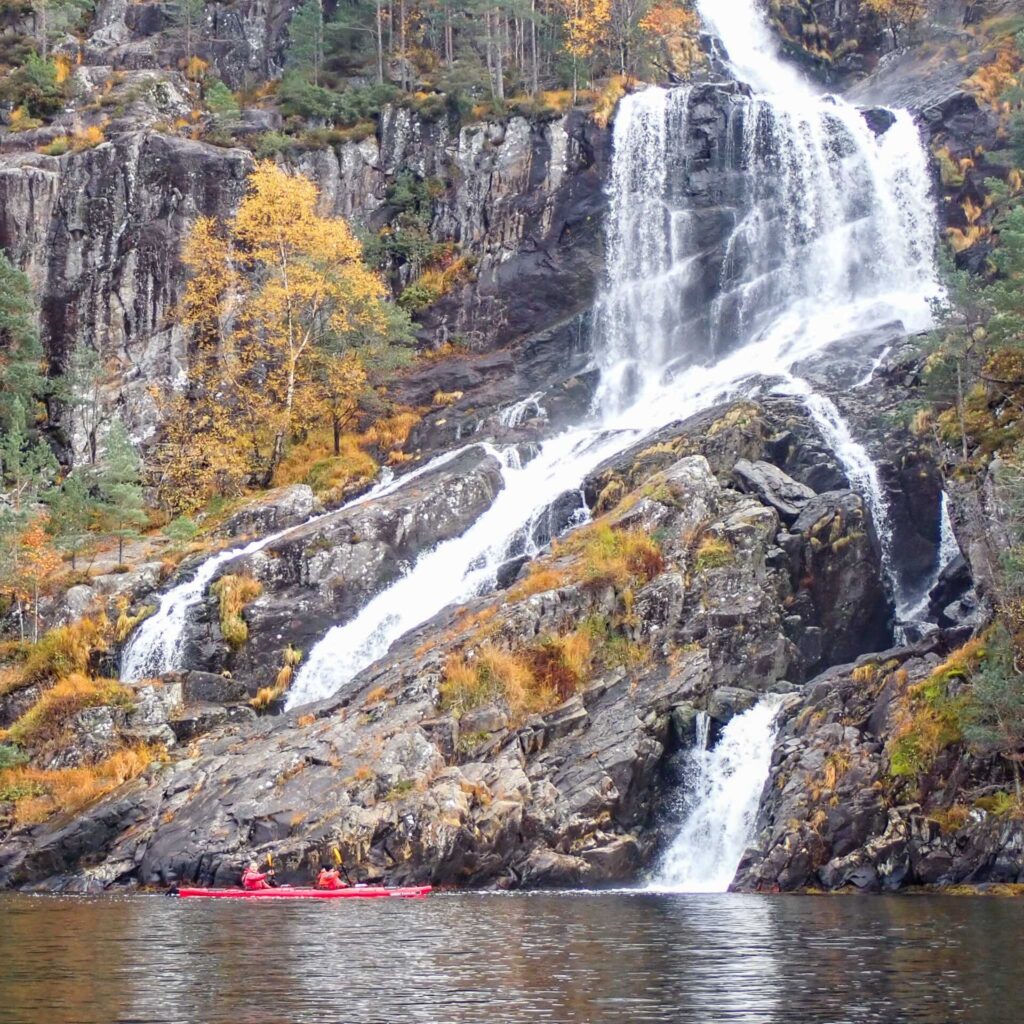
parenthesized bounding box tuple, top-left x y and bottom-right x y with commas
(242, 868, 269, 890)
(317, 869, 344, 890)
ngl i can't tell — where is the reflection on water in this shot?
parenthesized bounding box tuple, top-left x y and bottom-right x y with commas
(0, 891, 1021, 1023)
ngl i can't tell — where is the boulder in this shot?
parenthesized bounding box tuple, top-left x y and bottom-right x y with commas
(733, 459, 815, 523)
(791, 491, 893, 666)
(214, 485, 324, 539)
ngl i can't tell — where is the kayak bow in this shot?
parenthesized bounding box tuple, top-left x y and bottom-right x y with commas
(176, 885, 431, 900)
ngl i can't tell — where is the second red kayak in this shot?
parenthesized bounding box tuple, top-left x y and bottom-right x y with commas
(177, 885, 431, 900)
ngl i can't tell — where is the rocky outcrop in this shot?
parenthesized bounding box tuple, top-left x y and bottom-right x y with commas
(0, 102, 607, 456)
(83, 0, 300, 89)
(0, 395, 904, 891)
(185, 445, 506, 684)
(735, 639, 1024, 892)
(213, 485, 324, 539)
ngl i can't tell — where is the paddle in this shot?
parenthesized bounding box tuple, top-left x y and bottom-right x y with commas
(332, 846, 354, 886)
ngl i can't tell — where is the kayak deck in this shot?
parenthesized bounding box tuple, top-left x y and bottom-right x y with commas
(177, 885, 431, 900)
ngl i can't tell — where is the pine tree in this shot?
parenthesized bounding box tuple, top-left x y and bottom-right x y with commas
(205, 79, 240, 128)
(988, 205, 1024, 349)
(0, 249, 47, 433)
(965, 630, 1024, 800)
(0, 396, 57, 514)
(63, 344, 110, 466)
(288, 0, 326, 86)
(47, 468, 97, 570)
(31, 0, 92, 59)
(97, 419, 147, 564)
(171, 0, 207, 63)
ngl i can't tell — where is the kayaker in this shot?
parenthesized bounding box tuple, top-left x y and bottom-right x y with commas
(241, 861, 273, 890)
(316, 867, 346, 890)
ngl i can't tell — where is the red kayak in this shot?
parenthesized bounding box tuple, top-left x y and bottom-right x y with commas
(176, 885, 431, 900)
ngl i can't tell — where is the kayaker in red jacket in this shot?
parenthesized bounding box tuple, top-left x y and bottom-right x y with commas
(241, 862, 273, 890)
(316, 867, 346, 890)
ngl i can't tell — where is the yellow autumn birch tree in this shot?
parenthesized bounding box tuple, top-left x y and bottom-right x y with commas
(559, 0, 612, 101)
(171, 162, 392, 501)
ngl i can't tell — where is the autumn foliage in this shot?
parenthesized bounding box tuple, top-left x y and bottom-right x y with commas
(160, 162, 396, 512)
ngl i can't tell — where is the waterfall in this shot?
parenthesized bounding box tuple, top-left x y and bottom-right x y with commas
(120, 443, 485, 681)
(938, 492, 962, 570)
(120, 0, 941, 714)
(499, 392, 548, 429)
(900, 491, 964, 626)
(121, 525, 310, 681)
(778, 377, 901, 597)
(651, 699, 781, 893)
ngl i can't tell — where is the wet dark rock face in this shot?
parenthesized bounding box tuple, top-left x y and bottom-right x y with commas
(182, 446, 507, 687)
(0, 105, 609, 459)
(735, 639, 1024, 893)
(0, 398, 911, 892)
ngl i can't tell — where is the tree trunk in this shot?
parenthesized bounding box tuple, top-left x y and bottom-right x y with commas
(376, 0, 385, 82)
(485, 11, 494, 97)
(494, 9, 504, 101)
(399, 0, 407, 90)
(957, 358, 969, 462)
(530, 0, 538, 97)
(333, 417, 342, 456)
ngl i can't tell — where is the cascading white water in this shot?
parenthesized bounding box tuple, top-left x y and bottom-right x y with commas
(286, 429, 640, 706)
(498, 392, 548, 429)
(776, 376, 903, 601)
(593, 78, 937, 416)
(651, 699, 781, 893)
(121, 525, 308, 681)
(900, 491, 964, 625)
(286, 15, 940, 706)
(938, 491, 962, 570)
(123, 0, 941, 715)
(120, 443, 479, 681)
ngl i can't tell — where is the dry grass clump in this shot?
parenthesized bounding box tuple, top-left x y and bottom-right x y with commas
(3, 674, 133, 749)
(508, 567, 566, 601)
(593, 75, 629, 128)
(0, 745, 155, 826)
(274, 429, 380, 497)
(440, 644, 556, 721)
(693, 534, 733, 573)
(252, 644, 302, 711)
(440, 625, 615, 722)
(560, 524, 665, 590)
(21, 616, 111, 686)
(114, 598, 155, 643)
(361, 410, 420, 451)
(212, 574, 263, 650)
(887, 653, 977, 781)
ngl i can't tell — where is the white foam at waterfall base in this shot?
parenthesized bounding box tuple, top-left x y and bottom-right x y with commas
(650, 699, 782, 894)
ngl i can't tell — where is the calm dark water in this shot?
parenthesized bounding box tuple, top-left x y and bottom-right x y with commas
(0, 891, 1021, 1023)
